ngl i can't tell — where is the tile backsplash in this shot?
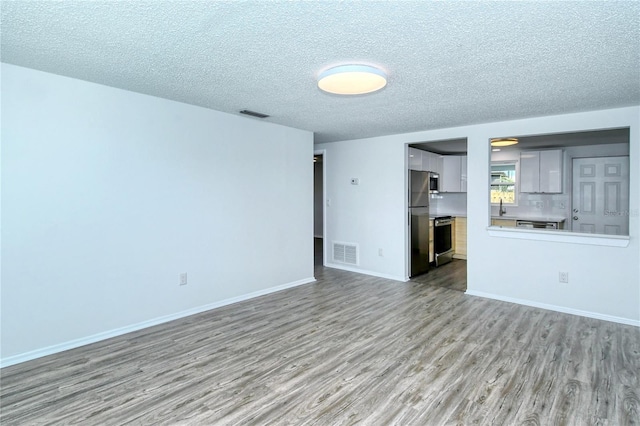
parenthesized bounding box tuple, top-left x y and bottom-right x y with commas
(431, 192, 571, 224)
(431, 193, 467, 216)
(495, 193, 571, 220)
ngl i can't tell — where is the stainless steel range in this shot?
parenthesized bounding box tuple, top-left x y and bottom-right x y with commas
(433, 216, 454, 267)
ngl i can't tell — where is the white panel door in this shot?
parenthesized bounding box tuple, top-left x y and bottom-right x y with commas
(572, 156, 629, 235)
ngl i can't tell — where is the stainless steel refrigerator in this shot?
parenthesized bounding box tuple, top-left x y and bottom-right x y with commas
(409, 170, 430, 277)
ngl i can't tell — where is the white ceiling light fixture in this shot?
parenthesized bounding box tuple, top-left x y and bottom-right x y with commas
(318, 64, 387, 95)
(490, 138, 519, 147)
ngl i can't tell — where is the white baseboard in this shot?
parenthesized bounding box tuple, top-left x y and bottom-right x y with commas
(323, 262, 405, 282)
(0, 277, 316, 369)
(465, 290, 640, 327)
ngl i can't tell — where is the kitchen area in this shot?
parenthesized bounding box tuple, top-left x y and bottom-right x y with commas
(408, 139, 468, 282)
(488, 128, 630, 235)
(407, 128, 631, 283)
(490, 145, 568, 230)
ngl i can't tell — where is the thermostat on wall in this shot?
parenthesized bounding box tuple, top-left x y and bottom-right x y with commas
(350, 178, 359, 185)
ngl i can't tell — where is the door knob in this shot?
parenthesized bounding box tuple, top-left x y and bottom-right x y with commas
(573, 216, 579, 220)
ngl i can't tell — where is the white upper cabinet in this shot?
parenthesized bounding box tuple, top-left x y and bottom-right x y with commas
(441, 156, 460, 192)
(440, 155, 467, 192)
(461, 156, 468, 192)
(539, 150, 563, 193)
(408, 148, 423, 170)
(520, 151, 539, 193)
(422, 151, 442, 175)
(520, 149, 563, 193)
(408, 148, 445, 175)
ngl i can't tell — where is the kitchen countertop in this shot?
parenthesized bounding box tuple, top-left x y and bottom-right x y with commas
(430, 213, 467, 218)
(491, 215, 566, 222)
(428, 213, 566, 222)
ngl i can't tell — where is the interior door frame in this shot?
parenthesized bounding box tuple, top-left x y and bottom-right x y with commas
(314, 148, 327, 266)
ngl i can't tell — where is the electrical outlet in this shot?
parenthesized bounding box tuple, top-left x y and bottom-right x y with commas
(378, 248, 383, 257)
(559, 272, 569, 283)
(180, 272, 188, 286)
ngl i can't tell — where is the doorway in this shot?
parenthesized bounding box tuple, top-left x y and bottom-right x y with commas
(407, 139, 468, 291)
(572, 156, 630, 235)
(313, 152, 324, 267)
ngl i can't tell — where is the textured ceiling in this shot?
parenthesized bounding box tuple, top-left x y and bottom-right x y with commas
(2, 1, 639, 143)
(411, 128, 630, 155)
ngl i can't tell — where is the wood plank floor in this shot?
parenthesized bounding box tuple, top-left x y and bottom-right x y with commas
(409, 259, 467, 293)
(1, 265, 639, 425)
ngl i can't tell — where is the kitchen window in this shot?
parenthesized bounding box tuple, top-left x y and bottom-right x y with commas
(491, 162, 517, 205)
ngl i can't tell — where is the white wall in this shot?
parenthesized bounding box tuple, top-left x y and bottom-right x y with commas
(317, 106, 640, 325)
(1, 64, 314, 364)
(319, 139, 408, 280)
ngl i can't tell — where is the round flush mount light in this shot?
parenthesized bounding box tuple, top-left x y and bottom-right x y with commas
(317, 64, 387, 95)
(490, 138, 519, 147)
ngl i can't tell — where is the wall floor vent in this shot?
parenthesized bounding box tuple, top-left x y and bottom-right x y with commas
(333, 242, 358, 265)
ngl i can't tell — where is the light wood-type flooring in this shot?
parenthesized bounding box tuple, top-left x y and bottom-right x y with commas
(409, 259, 467, 293)
(1, 262, 639, 425)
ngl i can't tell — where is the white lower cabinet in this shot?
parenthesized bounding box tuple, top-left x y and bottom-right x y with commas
(453, 217, 467, 259)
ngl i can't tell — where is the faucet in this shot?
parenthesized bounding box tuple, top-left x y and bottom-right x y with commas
(499, 198, 506, 216)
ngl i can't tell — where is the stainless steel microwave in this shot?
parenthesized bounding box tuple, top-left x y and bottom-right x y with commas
(429, 172, 439, 193)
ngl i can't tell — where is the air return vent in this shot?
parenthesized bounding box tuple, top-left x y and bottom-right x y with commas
(239, 109, 270, 119)
(333, 242, 358, 265)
